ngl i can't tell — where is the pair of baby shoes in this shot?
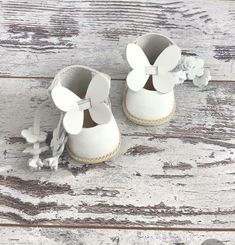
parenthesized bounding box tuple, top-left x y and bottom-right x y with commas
(21, 33, 211, 170)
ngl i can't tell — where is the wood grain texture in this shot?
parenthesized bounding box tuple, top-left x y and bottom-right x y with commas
(1, 227, 235, 245)
(0, 0, 234, 80)
(0, 78, 234, 229)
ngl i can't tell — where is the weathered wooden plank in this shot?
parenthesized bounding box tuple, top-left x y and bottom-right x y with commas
(0, 78, 234, 228)
(1, 227, 235, 245)
(0, 0, 234, 80)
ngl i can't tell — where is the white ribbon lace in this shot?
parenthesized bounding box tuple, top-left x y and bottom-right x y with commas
(21, 99, 67, 171)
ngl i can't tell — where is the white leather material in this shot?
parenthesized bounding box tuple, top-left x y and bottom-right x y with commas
(125, 33, 176, 121)
(126, 88, 175, 120)
(51, 65, 120, 160)
(67, 115, 120, 158)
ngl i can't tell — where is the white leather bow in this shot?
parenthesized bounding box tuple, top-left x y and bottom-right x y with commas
(126, 43, 181, 93)
(51, 74, 112, 135)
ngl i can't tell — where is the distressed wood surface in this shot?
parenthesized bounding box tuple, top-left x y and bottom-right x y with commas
(0, 78, 234, 229)
(0, 227, 235, 245)
(0, 0, 235, 80)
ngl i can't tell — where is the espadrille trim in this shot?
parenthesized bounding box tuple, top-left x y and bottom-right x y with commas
(66, 137, 121, 164)
(122, 88, 175, 126)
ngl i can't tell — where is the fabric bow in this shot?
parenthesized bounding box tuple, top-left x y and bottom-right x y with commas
(126, 43, 181, 93)
(51, 74, 112, 135)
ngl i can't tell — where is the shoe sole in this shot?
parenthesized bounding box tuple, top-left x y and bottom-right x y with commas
(122, 88, 176, 126)
(66, 137, 121, 164)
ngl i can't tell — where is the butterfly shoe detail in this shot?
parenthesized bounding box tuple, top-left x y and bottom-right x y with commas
(123, 33, 211, 125)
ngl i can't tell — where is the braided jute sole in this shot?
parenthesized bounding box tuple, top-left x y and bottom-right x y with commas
(66, 137, 121, 164)
(122, 88, 176, 126)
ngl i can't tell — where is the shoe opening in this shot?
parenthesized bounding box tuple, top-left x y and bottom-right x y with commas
(135, 33, 173, 91)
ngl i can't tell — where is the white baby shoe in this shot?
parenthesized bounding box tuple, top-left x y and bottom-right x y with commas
(123, 33, 211, 125)
(21, 65, 121, 170)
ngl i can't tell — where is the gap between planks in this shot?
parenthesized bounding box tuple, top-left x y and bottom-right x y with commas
(0, 75, 234, 83)
(0, 223, 235, 232)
